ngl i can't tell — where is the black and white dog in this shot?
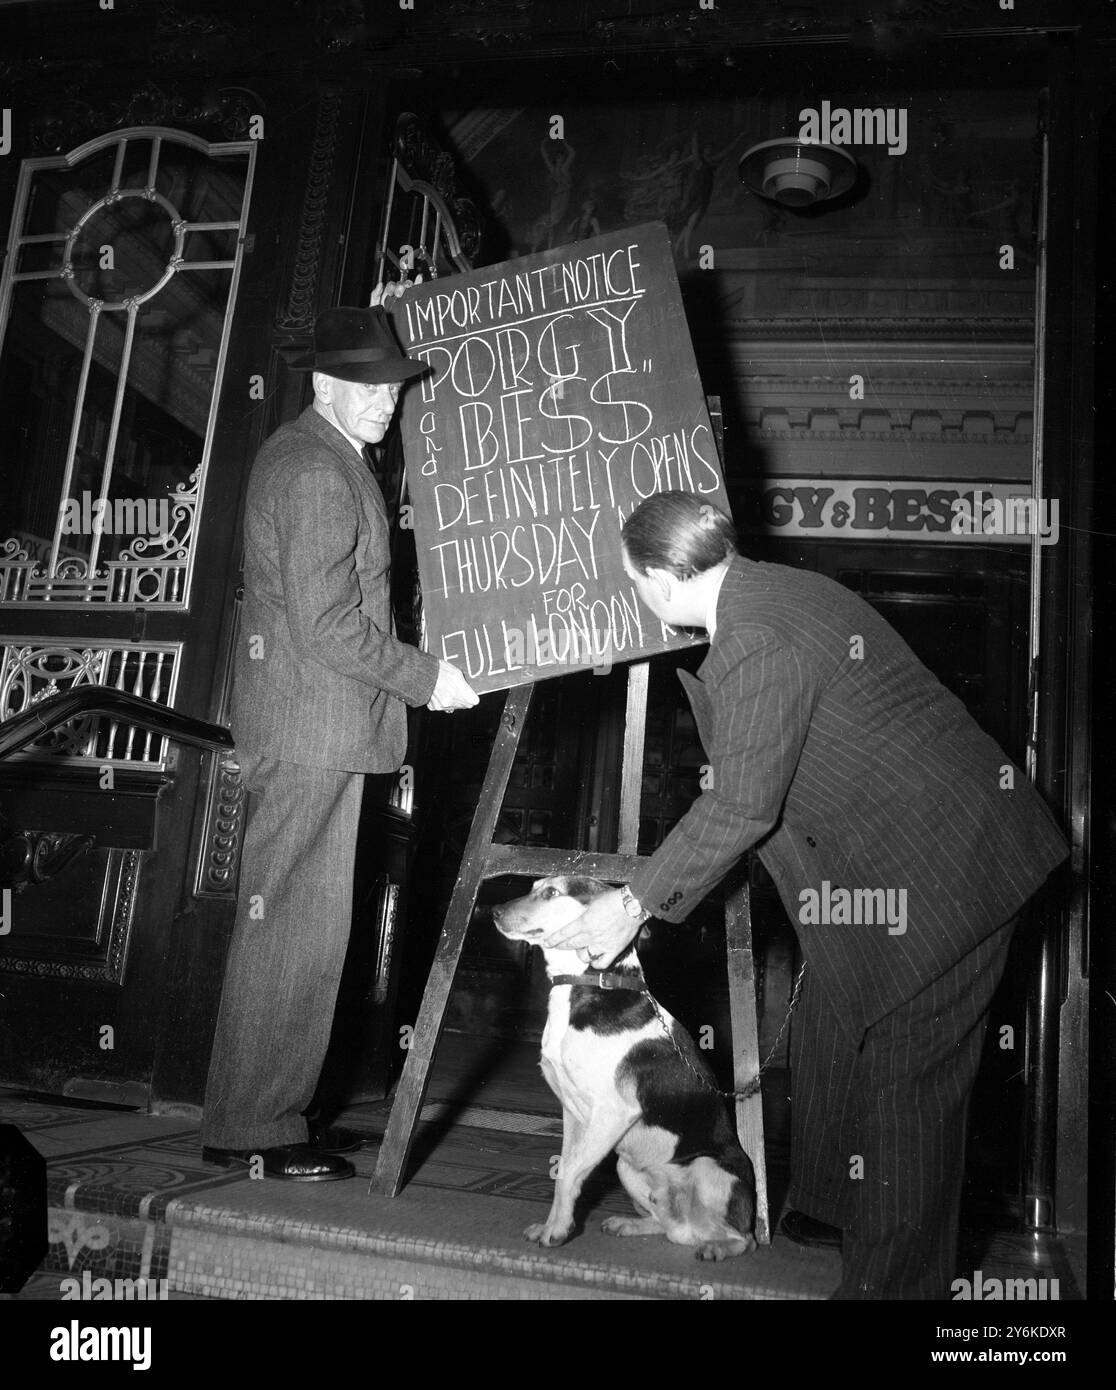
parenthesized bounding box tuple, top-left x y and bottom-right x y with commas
(493, 875, 757, 1261)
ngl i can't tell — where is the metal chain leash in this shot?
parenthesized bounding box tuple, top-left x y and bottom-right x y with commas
(642, 961, 807, 1102)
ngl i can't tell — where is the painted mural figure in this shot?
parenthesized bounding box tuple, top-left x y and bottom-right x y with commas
(669, 131, 744, 260)
(620, 130, 742, 261)
(530, 137, 576, 252)
(620, 139, 692, 227)
(567, 196, 601, 242)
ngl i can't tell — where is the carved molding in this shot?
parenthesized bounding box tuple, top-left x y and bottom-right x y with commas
(746, 404, 1031, 428)
(717, 317, 1035, 342)
(371, 879, 401, 1006)
(722, 344, 1035, 412)
(752, 420, 1032, 444)
(24, 82, 265, 157)
(1, 831, 95, 890)
(193, 751, 246, 900)
(394, 114, 483, 266)
(0, 849, 142, 984)
(738, 375, 1032, 391)
(276, 91, 345, 336)
(358, 0, 1079, 66)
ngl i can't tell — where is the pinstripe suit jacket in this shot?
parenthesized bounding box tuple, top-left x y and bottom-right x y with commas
(230, 405, 439, 773)
(628, 556, 1068, 1037)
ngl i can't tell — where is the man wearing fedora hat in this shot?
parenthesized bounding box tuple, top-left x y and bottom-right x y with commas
(201, 301, 478, 1181)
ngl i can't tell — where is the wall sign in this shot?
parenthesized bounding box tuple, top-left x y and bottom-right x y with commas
(752, 479, 1056, 545)
(393, 223, 729, 694)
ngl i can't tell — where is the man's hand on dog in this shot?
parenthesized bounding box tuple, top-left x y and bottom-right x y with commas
(541, 887, 642, 965)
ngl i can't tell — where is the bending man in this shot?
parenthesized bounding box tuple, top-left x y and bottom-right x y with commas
(546, 490, 1067, 1297)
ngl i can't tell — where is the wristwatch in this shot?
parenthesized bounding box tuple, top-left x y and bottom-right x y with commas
(620, 884, 652, 924)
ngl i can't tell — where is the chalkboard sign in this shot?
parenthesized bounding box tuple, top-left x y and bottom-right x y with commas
(391, 222, 729, 694)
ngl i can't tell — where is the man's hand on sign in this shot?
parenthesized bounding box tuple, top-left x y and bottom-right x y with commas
(370, 273, 423, 308)
(427, 659, 480, 713)
(542, 888, 642, 967)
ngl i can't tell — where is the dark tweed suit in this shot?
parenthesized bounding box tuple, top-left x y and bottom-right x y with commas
(202, 405, 438, 1150)
(628, 555, 1067, 1297)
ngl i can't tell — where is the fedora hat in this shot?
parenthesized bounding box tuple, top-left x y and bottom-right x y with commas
(286, 306, 428, 384)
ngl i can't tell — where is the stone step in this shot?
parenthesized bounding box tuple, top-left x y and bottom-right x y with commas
(5, 1088, 838, 1300)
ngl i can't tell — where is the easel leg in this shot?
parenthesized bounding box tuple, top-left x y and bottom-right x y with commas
(617, 662, 649, 855)
(725, 880, 771, 1245)
(369, 685, 534, 1196)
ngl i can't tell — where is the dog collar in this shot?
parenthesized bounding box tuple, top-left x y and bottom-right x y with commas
(549, 971, 645, 991)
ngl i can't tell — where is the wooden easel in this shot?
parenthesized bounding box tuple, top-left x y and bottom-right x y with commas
(369, 659, 772, 1245)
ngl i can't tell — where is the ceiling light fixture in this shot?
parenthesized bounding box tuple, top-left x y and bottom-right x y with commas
(738, 138, 859, 208)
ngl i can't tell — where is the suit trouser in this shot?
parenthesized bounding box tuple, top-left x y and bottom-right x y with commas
(201, 750, 365, 1151)
(786, 915, 1016, 1299)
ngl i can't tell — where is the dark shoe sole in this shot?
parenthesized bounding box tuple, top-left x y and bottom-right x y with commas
(778, 1211, 842, 1249)
(201, 1148, 355, 1181)
(263, 1167, 354, 1182)
(310, 1134, 363, 1155)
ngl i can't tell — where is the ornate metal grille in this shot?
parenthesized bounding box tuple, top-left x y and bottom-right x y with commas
(0, 126, 256, 610)
(0, 638, 182, 766)
(374, 112, 481, 288)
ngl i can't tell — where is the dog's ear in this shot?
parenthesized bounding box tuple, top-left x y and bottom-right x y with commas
(565, 875, 610, 904)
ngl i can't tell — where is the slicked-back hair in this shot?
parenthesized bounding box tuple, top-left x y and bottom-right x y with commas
(622, 491, 738, 580)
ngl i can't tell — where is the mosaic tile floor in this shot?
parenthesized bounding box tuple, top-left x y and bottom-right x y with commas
(0, 1035, 1087, 1302)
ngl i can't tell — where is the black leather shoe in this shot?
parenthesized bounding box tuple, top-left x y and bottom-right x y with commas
(201, 1143, 355, 1181)
(306, 1121, 363, 1155)
(779, 1209, 842, 1249)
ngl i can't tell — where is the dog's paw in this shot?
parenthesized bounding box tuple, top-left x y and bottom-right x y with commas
(602, 1216, 652, 1238)
(524, 1221, 570, 1247)
(695, 1237, 756, 1261)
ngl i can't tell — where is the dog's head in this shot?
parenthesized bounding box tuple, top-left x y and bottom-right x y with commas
(492, 875, 636, 979)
